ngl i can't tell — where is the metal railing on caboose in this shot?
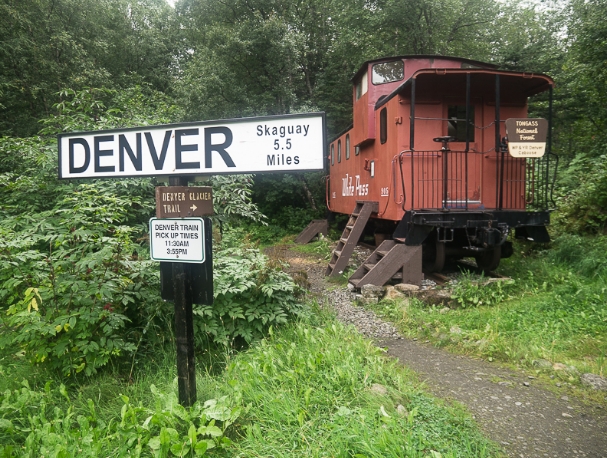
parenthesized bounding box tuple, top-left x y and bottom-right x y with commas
(396, 147, 557, 212)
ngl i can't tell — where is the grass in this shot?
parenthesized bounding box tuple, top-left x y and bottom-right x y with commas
(221, 312, 498, 457)
(364, 236, 607, 406)
(0, 303, 500, 457)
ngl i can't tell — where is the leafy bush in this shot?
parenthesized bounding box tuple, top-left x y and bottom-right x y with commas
(0, 181, 165, 377)
(450, 273, 514, 308)
(193, 247, 304, 347)
(554, 154, 607, 233)
(0, 380, 240, 457)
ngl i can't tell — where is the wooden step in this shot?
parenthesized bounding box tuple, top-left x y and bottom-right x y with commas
(326, 201, 378, 277)
(348, 243, 423, 288)
(295, 219, 328, 244)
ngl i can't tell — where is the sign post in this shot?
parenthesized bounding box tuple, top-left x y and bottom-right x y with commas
(169, 176, 196, 407)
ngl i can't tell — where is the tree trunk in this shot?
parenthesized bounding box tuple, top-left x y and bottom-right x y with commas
(299, 175, 317, 211)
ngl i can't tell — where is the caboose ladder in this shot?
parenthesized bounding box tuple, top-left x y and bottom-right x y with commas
(295, 219, 328, 244)
(349, 242, 422, 288)
(325, 201, 378, 276)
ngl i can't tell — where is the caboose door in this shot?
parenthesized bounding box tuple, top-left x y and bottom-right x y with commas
(439, 102, 483, 210)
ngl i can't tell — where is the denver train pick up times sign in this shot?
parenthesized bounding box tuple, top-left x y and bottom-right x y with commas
(58, 113, 325, 179)
(149, 217, 205, 263)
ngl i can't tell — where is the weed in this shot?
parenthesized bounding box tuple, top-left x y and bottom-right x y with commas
(450, 272, 514, 308)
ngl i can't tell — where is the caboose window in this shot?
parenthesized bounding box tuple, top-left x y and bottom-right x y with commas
(345, 134, 350, 160)
(380, 108, 387, 144)
(355, 71, 368, 100)
(338, 140, 342, 163)
(372, 61, 404, 85)
(447, 105, 475, 142)
(331, 144, 334, 166)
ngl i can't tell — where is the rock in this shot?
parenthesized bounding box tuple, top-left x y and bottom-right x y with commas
(439, 307, 450, 314)
(384, 286, 405, 301)
(553, 363, 567, 371)
(450, 325, 462, 335)
(419, 289, 452, 306)
(396, 404, 409, 417)
(580, 373, 607, 391)
(394, 283, 421, 295)
(369, 383, 388, 396)
(361, 284, 384, 299)
(359, 296, 379, 305)
(532, 359, 553, 369)
(291, 270, 311, 289)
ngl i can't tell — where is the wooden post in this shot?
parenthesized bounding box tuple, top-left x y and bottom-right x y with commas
(170, 176, 197, 407)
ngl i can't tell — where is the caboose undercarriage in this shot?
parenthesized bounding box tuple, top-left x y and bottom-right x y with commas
(393, 209, 550, 272)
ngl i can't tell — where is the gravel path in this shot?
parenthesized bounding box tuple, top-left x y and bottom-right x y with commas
(279, 247, 607, 458)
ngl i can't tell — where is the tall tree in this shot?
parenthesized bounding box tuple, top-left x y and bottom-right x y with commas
(0, 0, 177, 136)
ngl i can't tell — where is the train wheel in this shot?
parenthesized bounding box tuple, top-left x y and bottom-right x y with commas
(422, 240, 446, 273)
(475, 245, 501, 272)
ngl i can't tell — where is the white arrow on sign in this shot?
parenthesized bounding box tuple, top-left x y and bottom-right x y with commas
(190, 204, 197, 212)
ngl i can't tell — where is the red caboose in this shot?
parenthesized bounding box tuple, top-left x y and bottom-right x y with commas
(324, 55, 556, 286)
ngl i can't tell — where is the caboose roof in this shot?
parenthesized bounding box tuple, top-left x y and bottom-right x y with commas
(350, 55, 497, 82)
(375, 68, 555, 110)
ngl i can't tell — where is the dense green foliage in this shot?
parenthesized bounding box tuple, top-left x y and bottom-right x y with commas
(195, 246, 304, 346)
(0, 380, 239, 456)
(0, 0, 178, 137)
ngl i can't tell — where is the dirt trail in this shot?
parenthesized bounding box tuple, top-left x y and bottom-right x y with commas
(278, 247, 607, 458)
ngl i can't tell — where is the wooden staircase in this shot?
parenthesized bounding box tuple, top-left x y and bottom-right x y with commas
(348, 241, 422, 288)
(295, 219, 328, 244)
(325, 201, 378, 276)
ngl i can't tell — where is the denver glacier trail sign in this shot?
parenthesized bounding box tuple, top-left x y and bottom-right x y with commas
(58, 113, 325, 179)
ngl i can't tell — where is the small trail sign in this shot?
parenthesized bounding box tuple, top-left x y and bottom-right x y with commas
(155, 186, 213, 218)
(149, 217, 205, 263)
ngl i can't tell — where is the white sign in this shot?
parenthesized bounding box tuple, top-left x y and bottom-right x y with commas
(508, 142, 546, 158)
(149, 218, 205, 263)
(58, 113, 325, 179)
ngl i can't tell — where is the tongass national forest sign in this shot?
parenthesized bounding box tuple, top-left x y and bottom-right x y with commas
(57, 113, 325, 179)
